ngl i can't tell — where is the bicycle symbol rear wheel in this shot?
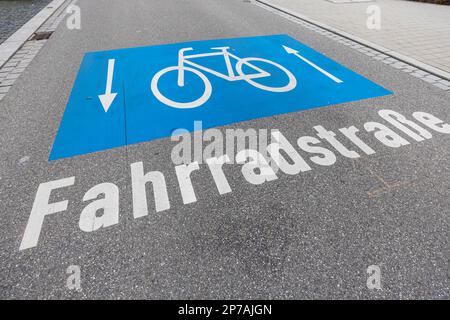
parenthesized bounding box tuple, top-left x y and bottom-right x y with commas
(151, 66, 212, 109)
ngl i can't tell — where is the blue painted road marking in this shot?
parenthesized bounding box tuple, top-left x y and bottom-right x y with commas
(50, 34, 391, 160)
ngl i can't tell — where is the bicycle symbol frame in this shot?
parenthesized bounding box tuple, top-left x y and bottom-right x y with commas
(150, 46, 297, 109)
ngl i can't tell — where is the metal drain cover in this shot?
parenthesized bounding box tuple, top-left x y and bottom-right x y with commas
(30, 31, 53, 41)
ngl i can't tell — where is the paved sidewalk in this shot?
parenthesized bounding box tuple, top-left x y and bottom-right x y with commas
(260, 0, 450, 74)
(0, 0, 53, 44)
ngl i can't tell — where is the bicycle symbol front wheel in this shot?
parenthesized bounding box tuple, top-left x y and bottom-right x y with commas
(236, 57, 297, 93)
(151, 66, 212, 109)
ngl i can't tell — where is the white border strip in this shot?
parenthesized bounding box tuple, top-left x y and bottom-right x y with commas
(255, 0, 450, 81)
(0, 0, 67, 68)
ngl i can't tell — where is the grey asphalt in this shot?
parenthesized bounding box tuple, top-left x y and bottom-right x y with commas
(0, 0, 449, 299)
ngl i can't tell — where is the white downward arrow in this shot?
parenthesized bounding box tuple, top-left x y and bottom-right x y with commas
(283, 45, 343, 84)
(98, 59, 118, 112)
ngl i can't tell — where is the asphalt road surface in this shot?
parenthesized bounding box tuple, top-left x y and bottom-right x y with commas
(0, 0, 448, 299)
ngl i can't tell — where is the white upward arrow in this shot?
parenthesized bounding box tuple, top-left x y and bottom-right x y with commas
(98, 59, 118, 112)
(283, 45, 343, 84)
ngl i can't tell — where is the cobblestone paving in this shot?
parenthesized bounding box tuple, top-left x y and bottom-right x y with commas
(0, 0, 53, 44)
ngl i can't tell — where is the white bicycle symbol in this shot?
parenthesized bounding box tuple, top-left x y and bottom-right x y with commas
(150, 46, 297, 109)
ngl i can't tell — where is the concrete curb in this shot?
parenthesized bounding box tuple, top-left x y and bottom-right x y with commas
(255, 0, 450, 81)
(0, 0, 67, 68)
